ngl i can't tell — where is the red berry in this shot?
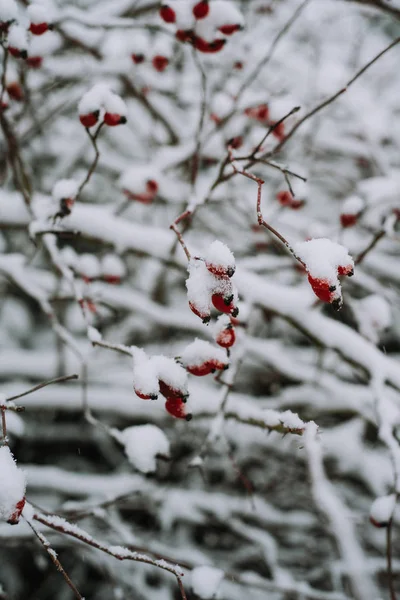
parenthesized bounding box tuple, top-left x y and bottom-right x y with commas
(307, 275, 335, 304)
(104, 113, 127, 126)
(131, 53, 145, 64)
(7, 82, 23, 101)
(26, 56, 43, 68)
(165, 397, 192, 420)
(210, 112, 221, 124)
(160, 5, 176, 23)
(276, 190, 293, 206)
(340, 213, 358, 228)
(8, 497, 25, 525)
(193, 0, 209, 19)
(186, 363, 215, 376)
(257, 104, 269, 121)
(216, 326, 236, 348)
(29, 22, 48, 35)
(189, 301, 211, 324)
(104, 275, 121, 285)
(152, 55, 169, 72)
(234, 61, 243, 70)
(159, 380, 187, 400)
(212, 293, 238, 316)
(219, 24, 241, 35)
(135, 389, 158, 400)
(227, 135, 243, 149)
(194, 37, 226, 53)
(272, 121, 285, 141)
(337, 264, 354, 277)
(176, 29, 194, 43)
(290, 199, 304, 210)
(146, 179, 158, 194)
(8, 47, 27, 59)
(79, 111, 100, 128)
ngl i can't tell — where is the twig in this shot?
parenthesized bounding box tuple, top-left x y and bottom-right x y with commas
(77, 121, 104, 197)
(386, 515, 397, 600)
(269, 35, 400, 156)
(0, 42, 8, 108)
(191, 50, 207, 186)
(251, 106, 301, 157)
(170, 212, 192, 261)
(33, 511, 187, 600)
(6, 374, 79, 403)
(25, 514, 84, 600)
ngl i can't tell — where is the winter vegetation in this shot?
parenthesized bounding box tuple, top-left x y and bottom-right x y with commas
(1, 0, 400, 599)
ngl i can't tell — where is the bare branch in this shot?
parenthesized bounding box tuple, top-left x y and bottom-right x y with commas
(6, 374, 79, 403)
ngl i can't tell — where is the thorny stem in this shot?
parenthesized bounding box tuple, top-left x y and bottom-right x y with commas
(191, 50, 207, 187)
(33, 512, 188, 600)
(25, 516, 84, 600)
(170, 212, 192, 261)
(5, 374, 79, 403)
(77, 121, 105, 197)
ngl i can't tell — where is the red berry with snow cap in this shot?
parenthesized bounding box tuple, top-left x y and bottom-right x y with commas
(7, 82, 23, 101)
(0, 446, 26, 525)
(193, 0, 209, 19)
(8, 497, 25, 525)
(160, 4, 176, 23)
(205, 240, 235, 278)
(29, 22, 49, 35)
(211, 293, 238, 316)
(189, 301, 211, 324)
(26, 56, 43, 69)
(340, 196, 364, 228)
(176, 29, 194, 43)
(135, 389, 158, 401)
(194, 37, 226, 53)
(80, 111, 100, 128)
(214, 315, 236, 348)
(152, 355, 189, 401)
(181, 339, 229, 377)
(165, 397, 192, 420)
(369, 494, 396, 528)
(132, 53, 145, 64)
(219, 23, 242, 35)
(8, 47, 27, 59)
(272, 121, 285, 141)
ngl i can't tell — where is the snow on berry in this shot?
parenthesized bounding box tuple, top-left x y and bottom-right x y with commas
(132, 349, 159, 400)
(151, 355, 189, 399)
(0, 0, 18, 28)
(186, 259, 212, 323)
(77, 253, 101, 281)
(293, 238, 354, 309)
(101, 254, 126, 284)
(119, 165, 159, 204)
(180, 338, 229, 376)
(78, 84, 105, 128)
(27, 4, 50, 35)
(369, 494, 396, 528)
(117, 424, 170, 473)
(204, 240, 235, 277)
(205, 0, 244, 35)
(8, 24, 29, 59)
(165, 397, 192, 420)
(191, 565, 224, 600)
(103, 91, 127, 126)
(0, 446, 26, 525)
(353, 295, 391, 345)
(340, 195, 365, 228)
(213, 314, 236, 348)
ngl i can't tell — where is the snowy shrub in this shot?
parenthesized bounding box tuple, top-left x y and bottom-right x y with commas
(1, 1, 400, 599)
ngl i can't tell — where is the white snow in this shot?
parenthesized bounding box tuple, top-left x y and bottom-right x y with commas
(212, 314, 231, 336)
(118, 424, 170, 473)
(0, 0, 18, 23)
(341, 195, 364, 215)
(59, 246, 78, 269)
(191, 565, 224, 599)
(27, 4, 48, 24)
(204, 240, 235, 273)
(119, 165, 159, 195)
(207, 1, 244, 28)
(181, 339, 228, 368)
(52, 179, 79, 202)
(8, 24, 28, 52)
(151, 355, 188, 395)
(78, 83, 109, 116)
(103, 91, 127, 117)
(354, 295, 391, 344)
(87, 326, 102, 343)
(77, 253, 101, 280)
(370, 494, 396, 526)
(293, 238, 354, 281)
(186, 260, 212, 317)
(132, 348, 159, 398)
(0, 446, 26, 523)
(101, 254, 126, 279)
